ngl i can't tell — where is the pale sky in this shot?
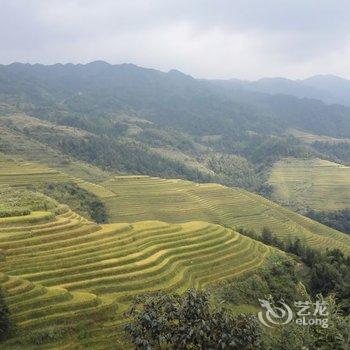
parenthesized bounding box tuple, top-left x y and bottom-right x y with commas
(1, 0, 350, 80)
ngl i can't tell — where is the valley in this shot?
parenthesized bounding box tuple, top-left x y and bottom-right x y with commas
(0, 62, 349, 349)
(2, 1, 350, 347)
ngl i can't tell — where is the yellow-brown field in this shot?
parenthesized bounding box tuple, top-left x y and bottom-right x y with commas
(0, 207, 273, 349)
(100, 175, 350, 255)
(269, 158, 350, 211)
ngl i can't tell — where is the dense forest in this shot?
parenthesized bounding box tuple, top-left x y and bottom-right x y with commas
(1, 62, 350, 138)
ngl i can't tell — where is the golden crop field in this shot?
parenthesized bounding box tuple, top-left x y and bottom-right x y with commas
(269, 158, 350, 211)
(0, 158, 349, 256)
(0, 206, 273, 348)
(0, 157, 75, 186)
(0, 159, 349, 348)
(100, 175, 350, 255)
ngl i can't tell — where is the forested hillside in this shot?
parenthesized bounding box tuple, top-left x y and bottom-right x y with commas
(0, 114, 312, 193)
(1, 62, 350, 229)
(1, 62, 350, 138)
(219, 75, 350, 107)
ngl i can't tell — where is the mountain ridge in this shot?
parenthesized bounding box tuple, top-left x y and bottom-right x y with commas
(220, 74, 350, 107)
(1, 61, 350, 139)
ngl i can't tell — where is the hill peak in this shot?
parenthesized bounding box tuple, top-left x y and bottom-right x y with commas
(303, 74, 349, 83)
(167, 69, 193, 79)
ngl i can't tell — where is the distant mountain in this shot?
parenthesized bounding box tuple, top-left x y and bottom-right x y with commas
(220, 74, 350, 107)
(302, 75, 350, 106)
(0, 61, 350, 138)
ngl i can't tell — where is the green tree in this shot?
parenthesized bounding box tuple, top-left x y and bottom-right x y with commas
(265, 295, 350, 350)
(125, 290, 262, 350)
(261, 227, 273, 245)
(0, 287, 10, 341)
(310, 263, 344, 296)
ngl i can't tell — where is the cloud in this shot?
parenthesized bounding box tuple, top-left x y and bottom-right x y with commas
(0, 0, 350, 79)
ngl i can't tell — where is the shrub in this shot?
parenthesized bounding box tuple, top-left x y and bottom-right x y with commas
(125, 290, 262, 350)
(0, 287, 11, 341)
(0, 208, 30, 218)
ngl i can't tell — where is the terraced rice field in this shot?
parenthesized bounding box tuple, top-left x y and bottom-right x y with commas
(269, 158, 350, 211)
(1, 159, 349, 348)
(0, 158, 74, 186)
(78, 181, 117, 199)
(0, 155, 115, 202)
(0, 206, 273, 348)
(100, 175, 350, 255)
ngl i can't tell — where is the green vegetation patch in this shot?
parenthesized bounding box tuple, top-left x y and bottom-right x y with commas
(306, 209, 350, 235)
(29, 183, 108, 223)
(0, 186, 57, 217)
(214, 254, 306, 307)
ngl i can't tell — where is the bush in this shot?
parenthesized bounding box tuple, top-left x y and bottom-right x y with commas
(29, 326, 74, 345)
(125, 290, 262, 350)
(306, 209, 350, 235)
(0, 208, 30, 218)
(31, 183, 108, 223)
(216, 255, 303, 306)
(0, 287, 11, 341)
(238, 226, 350, 314)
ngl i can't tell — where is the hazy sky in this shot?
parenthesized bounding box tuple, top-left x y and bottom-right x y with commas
(1, 0, 350, 80)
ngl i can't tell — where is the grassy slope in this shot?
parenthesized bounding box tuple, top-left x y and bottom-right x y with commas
(0, 114, 214, 182)
(0, 116, 110, 183)
(100, 176, 350, 255)
(0, 206, 275, 349)
(0, 156, 75, 186)
(0, 152, 114, 198)
(269, 157, 350, 211)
